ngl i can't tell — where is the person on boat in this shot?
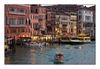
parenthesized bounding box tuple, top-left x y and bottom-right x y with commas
(55, 53, 64, 59)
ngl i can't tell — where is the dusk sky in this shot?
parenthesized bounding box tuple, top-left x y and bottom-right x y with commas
(41, 4, 95, 7)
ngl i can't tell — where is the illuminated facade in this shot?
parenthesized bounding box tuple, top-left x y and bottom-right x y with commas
(45, 5, 79, 36)
(77, 6, 95, 38)
(5, 4, 30, 39)
(30, 5, 46, 36)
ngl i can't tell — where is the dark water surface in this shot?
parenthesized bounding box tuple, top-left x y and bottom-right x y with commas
(5, 41, 95, 65)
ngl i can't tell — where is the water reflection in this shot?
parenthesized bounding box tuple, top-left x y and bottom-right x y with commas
(5, 41, 95, 64)
(70, 46, 83, 49)
(65, 45, 83, 49)
(5, 56, 11, 64)
(30, 53, 36, 64)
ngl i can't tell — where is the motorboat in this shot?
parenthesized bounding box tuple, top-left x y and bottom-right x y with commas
(25, 42, 49, 47)
(25, 42, 42, 47)
(41, 42, 49, 46)
(54, 53, 64, 64)
(60, 36, 91, 44)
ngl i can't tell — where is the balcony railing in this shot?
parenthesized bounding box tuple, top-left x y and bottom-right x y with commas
(9, 11, 25, 15)
(38, 19, 43, 21)
(62, 23, 67, 26)
(9, 24, 26, 27)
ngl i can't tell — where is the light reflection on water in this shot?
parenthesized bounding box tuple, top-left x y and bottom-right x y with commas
(5, 41, 95, 64)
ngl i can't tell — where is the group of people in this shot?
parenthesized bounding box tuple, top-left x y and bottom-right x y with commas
(8, 36, 16, 52)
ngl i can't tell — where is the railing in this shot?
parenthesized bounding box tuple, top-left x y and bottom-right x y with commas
(9, 11, 25, 15)
(9, 24, 26, 27)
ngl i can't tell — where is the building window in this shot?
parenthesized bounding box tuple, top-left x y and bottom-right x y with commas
(9, 18, 16, 25)
(11, 29, 16, 33)
(21, 28, 24, 32)
(47, 26, 52, 32)
(18, 18, 24, 25)
(47, 13, 51, 18)
(9, 7, 16, 12)
(30, 23, 33, 28)
(62, 18, 67, 20)
(71, 28, 73, 32)
(58, 8, 62, 11)
(78, 11, 81, 14)
(38, 15, 43, 20)
(5, 17, 9, 24)
(79, 15, 82, 20)
(33, 15, 38, 19)
(18, 8, 25, 13)
(85, 16, 91, 20)
(51, 20, 55, 25)
(70, 6, 75, 10)
(33, 23, 39, 30)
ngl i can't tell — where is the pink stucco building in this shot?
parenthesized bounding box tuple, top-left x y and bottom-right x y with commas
(4, 4, 30, 39)
(30, 5, 46, 36)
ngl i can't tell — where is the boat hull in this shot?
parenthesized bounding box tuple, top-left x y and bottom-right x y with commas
(54, 53, 64, 64)
(60, 41, 91, 44)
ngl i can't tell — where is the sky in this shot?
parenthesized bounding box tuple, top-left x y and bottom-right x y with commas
(41, 4, 95, 7)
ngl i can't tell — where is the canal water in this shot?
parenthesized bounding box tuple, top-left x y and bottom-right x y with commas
(5, 41, 95, 65)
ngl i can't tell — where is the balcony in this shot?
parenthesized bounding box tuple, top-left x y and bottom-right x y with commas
(62, 23, 67, 26)
(9, 11, 25, 15)
(38, 19, 43, 21)
(9, 24, 26, 27)
(62, 29, 67, 32)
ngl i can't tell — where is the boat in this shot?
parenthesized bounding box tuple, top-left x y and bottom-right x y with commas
(54, 53, 64, 64)
(25, 42, 49, 47)
(41, 42, 49, 46)
(25, 42, 42, 47)
(60, 36, 91, 44)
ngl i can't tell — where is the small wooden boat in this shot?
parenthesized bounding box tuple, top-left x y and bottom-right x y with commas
(54, 53, 64, 64)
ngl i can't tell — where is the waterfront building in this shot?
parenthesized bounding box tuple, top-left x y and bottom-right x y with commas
(70, 12, 77, 35)
(88, 6, 95, 40)
(4, 4, 30, 39)
(77, 6, 95, 38)
(45, 4, 80, 36)
(30, 5, 46, 36)
(55, 12, 70, 35)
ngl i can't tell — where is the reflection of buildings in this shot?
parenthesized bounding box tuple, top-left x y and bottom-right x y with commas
(30, 5, 46, 36)
(5, 4, 30, 39)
